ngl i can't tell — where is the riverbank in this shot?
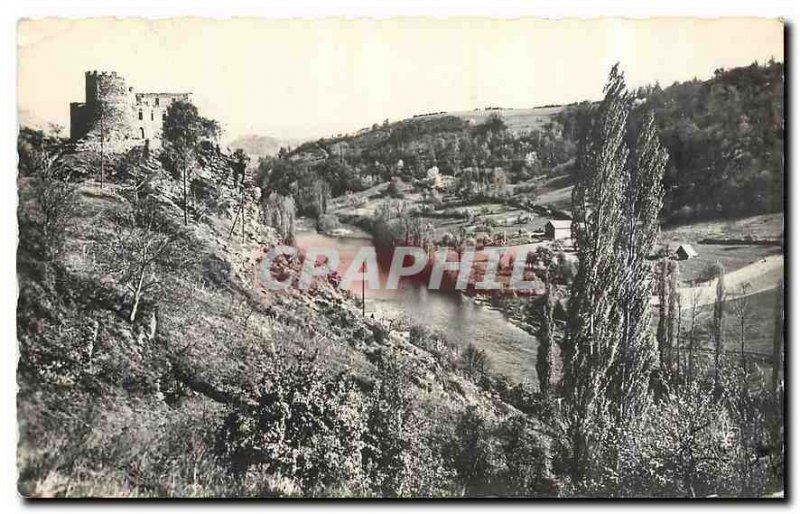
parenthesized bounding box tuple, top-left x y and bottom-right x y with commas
(294, 219, 542, 383)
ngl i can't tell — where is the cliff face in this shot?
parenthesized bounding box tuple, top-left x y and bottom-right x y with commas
(16, 134, 519, 497)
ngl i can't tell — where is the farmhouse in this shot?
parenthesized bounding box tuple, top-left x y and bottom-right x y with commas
(544, 220, 572, 241)
(676, 244, 698, 260)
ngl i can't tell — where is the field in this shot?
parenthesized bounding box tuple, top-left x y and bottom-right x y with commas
(428, 203, 552, 242)
(657, 214, 784, 291)
(440, 106, 564, 134)
(661, 213, 784, 243)
(672, 244, 781, 285)
(330, 179, 784, 319)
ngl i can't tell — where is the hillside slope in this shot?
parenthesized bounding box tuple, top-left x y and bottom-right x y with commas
(256, 62, 782, 226)
(17, 133, 535, 497)
(228, 134, 300, 158)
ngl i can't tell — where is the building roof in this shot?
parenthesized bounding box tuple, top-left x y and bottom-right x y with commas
(676, 243, 698, 257)
(546, 220, 572, 229)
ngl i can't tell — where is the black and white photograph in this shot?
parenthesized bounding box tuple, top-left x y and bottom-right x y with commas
(12, 12, 786, 499)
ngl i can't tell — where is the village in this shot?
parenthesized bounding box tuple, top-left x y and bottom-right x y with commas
(324, 165, 783, 307)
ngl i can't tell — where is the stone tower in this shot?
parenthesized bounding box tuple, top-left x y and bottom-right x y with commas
(70, 71, 135, 143)
(70, 71, 191, 150)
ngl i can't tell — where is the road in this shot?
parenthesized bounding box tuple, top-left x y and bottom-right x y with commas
(661, 254, 784, 307)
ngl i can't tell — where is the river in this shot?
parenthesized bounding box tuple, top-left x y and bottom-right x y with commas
(295, 224, 539, 384)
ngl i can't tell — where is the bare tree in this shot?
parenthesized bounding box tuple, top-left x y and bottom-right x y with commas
(731, 282, 752, 372)
(227, 149, 251, 244)
(771, 279, 784, 394)
(685, 288, 703, 384)
(712, 263, 726, 390)
(102, 198, 186, 322)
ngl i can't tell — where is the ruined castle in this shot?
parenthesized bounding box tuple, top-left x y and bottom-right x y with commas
(70, 71, 191, 149)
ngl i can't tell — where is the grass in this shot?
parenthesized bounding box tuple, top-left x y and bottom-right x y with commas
(661, 213, 784, 243)
(678, 289, 781, 358)
(443, 106, 564, 134)
(18, 153, 522, 497)
(672, 244, 781, 285)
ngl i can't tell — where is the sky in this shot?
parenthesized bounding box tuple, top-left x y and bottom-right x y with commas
(18, 17, 784, 142)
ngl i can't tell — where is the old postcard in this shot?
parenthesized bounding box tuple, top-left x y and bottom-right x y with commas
(16, 17, 784, 498)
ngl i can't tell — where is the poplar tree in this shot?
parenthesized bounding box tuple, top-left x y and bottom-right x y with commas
(536, 275, 556, 400)
(656, 257, 680, 375)
(562, 65, 667, 478)
(616, 108, 668, 411)
(656, 258, 670, 367)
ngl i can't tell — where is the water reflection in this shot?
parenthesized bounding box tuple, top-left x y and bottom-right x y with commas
(295, 226, 539, 384)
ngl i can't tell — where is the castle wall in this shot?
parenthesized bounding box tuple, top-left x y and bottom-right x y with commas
(69, 102, 90, 140)
(81, 71, 137, 143)
(70, 71, 191, 151)
(134, 92, 191, 147)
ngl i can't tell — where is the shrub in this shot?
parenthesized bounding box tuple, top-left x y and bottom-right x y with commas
(216, 350, 368, 496)
(384, 180, 404, 199)
(616, 381, 739, 497)
(18, 146, 78, 260)
(362, 350, 456, 496)
(446, 406, 498, 496)
(316, 213, 340, 234)
(460, 344, 491, 379)
(495, 415, 558, 496)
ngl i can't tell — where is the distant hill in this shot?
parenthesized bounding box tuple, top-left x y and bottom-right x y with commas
(228, 134, 301, 158)
(437, 105, 565, 134)
(18, 108, 59, 135)
(267, 62, 783, 224)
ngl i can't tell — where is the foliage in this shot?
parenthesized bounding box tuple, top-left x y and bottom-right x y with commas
(642, 61, 784, 222)
(362, 351, 455, 496)
(447, 406, 496, 496)
(384, 179, 404, 199)
(160, 101, 220, 224)
(563, 65, 667, 479)
(98, 196, 190, 322)
(216, 350, 368, 496)
(460, 343, 491, 379)
(17, 136, 78, 260)
(535, 285, 557, 399)
(495, 415, 557, 496)
(617, 381, 739, 497)
(262, 191, 296, 243)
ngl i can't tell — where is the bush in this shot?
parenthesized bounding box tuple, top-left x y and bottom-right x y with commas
(447, 406, 497, 496)
(18, 146, 78, 260)
(316, 213, 340, 234)
(616, 381, 740, 497)
(460, 344, 491, 378)
(495, 415, 558, 496)
(363, 350, 457, 496)
(216, 350, 368, 496)
(384, 180, 404, 199)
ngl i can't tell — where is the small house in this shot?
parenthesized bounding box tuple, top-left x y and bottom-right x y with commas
(544, 220, 572, 241)
(676, 244, 698, 260)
